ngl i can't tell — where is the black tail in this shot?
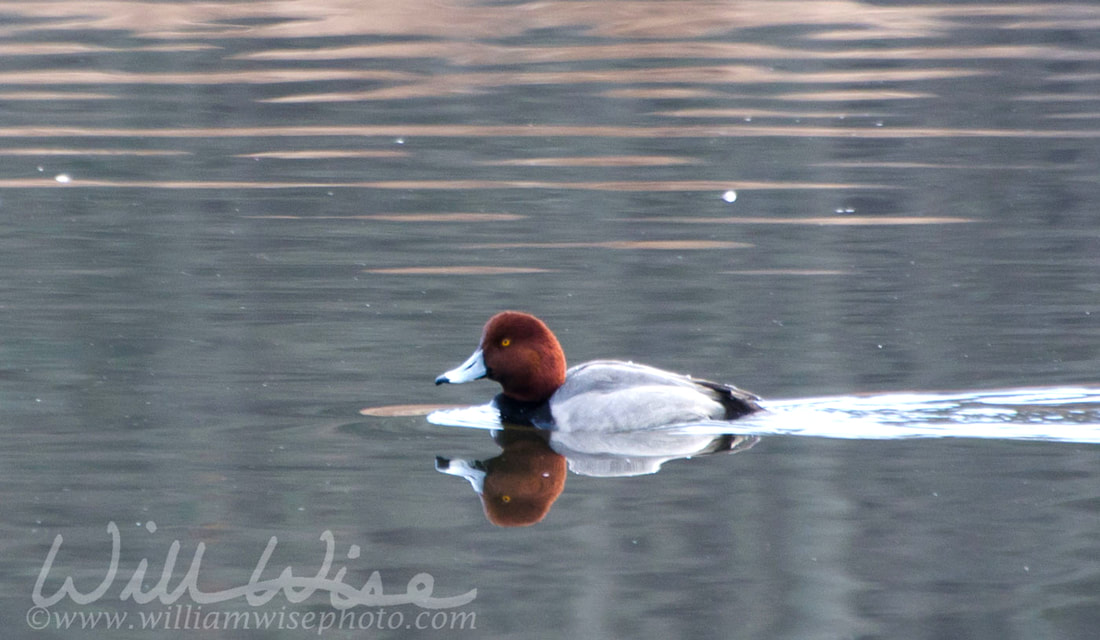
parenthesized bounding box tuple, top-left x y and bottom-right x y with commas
(697, 379, 763, 419)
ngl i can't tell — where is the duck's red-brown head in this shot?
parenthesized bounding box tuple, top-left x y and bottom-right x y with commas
(435, 311, 567, 403)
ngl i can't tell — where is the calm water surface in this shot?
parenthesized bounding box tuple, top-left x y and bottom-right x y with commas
(1, 1, 1099, 638)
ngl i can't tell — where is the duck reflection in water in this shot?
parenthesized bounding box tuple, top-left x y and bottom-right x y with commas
(433, 311, 762, 527)
(435, 425, 566, 527)
(434, 396, 759, 526)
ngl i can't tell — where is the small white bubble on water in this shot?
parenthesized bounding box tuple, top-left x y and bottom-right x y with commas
(394, 137, 405, 145)
(54, 173, 71, 183)
(722, 190, 737, 203)
(36, 166, 44, 172)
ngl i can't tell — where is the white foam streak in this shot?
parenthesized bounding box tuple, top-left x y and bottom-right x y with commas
(428, 386, 1100, 444)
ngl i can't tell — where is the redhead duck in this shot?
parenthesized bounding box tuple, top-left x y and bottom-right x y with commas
(435, 311, 761, 431)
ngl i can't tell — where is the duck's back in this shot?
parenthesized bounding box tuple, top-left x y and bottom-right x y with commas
(546, 360, 761, 432)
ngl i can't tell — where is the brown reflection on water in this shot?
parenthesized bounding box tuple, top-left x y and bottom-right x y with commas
(724, 269, 849, 276)
(5, 0, 1085, 123)
(9, 1, 1090, 41)
(1015, 93, 1100, 102)
(264, 67, 981, 103)
(239, 40, 1100, 65)
(654, 108, 879, 119)
(236, 150, 409, 159)
(480, 156, 700, 167)
(247, 213, 524, 222)
(778, 90, 937, 102)
(463, 241, 752, 250)
(363, 266, 554, 275)
(631, 216, 976, 226)
(0, 178, 879, 191)
(0, 91, 116, 101)
(814, 161, 1062, 171)
(332, 179, 874, 191)
(601, 88, 723, 100)
(0, 148, 189, 157)
(0, 69, 411, 85)
(3, 124, 1098, 140)
(359, 404, 460, 417)
(1047, 72, 1100, 82)
(0, 42, 215, 54)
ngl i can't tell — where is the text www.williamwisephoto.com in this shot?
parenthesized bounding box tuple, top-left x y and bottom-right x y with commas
(27, 521, 478, 634)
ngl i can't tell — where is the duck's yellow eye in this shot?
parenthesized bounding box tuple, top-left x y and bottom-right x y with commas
(500, 338, 511, 347)
(501, 495, 511, 503)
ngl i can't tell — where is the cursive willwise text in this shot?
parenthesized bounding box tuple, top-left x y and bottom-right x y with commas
(33, 522, 476, 610)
